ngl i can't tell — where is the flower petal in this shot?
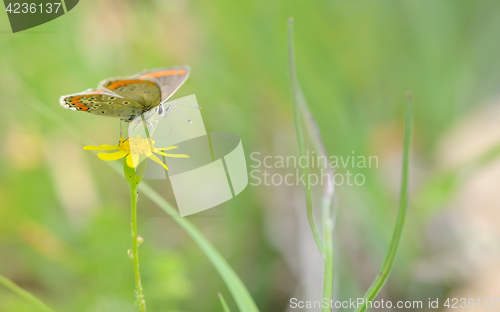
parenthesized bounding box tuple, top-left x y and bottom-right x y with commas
(97, 150, 128, 161)
(147, 153, 168, 170)
(125, 154, 134, 168)
(126, 153, 140, 168)
(158, 152, 189, 158)
(84, 144, 119, 151)
(132, 153, 140, 166)
(155, 146, 179, 151)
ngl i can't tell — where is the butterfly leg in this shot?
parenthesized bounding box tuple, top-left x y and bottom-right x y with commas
(146, 120, 157, 134)
(148, 120, 160, 136)
(135, 120, 157, 138)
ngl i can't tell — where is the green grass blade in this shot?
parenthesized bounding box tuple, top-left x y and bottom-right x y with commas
(287, 17, 325, 259)
(218, 292, 232, 312)
(136, 181, 259, 312)
(288, 18, 336, 310)
(0, 274, 57, 312)
(354, 92, 413, 312)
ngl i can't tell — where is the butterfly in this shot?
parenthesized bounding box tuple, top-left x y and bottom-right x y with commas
(60, 66, 191, 123)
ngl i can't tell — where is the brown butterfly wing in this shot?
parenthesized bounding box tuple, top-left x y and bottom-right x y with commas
(59, 89, 143, 122)
(132, 65, 190, 103)
(99, 78, 162, 111)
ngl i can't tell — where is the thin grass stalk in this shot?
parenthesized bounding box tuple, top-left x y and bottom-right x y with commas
(288, 18, 336, 310)
(354, 93, 413, 312)
(287, 17, 326, 259)
(320, 180, 334, 311)
(0, 274, 56, 312)
(136, 182, 259, 311)
(218, 292, 232, 312)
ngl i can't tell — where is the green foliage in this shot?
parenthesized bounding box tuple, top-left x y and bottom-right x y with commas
(0, 275, 56, 312)
(354, 94, 413, 312)
(3, 1, 500, 311)
(219, 292, 232, 312)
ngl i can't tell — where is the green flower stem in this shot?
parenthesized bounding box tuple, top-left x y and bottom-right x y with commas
(287, 17, 325, 259)
(0, 274, 56, 312)
(124, 160, 146, 312)
(354, 93, 413, 312)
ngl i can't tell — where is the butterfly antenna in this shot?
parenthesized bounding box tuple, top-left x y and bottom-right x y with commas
(165, 101, 202, 110)
(168, 105, 193, 124)
(163, 105, 171, 115)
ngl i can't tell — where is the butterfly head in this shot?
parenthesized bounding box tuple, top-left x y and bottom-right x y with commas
(154, 103, 167, 117)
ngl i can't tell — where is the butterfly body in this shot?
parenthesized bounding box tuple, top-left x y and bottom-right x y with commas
(60, 66, 190, 122)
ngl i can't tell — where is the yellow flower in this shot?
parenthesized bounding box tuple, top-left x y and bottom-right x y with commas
(83, 136, 189, 170)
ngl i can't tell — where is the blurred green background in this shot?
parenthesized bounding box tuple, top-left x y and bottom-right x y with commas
(2, 0, 500, 311)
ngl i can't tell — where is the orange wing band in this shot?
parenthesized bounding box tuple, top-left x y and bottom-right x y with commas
(106, 79, 155, 90)
(140, 69, 186, 79)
